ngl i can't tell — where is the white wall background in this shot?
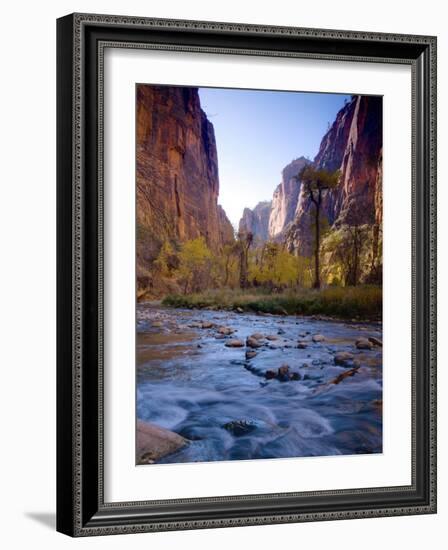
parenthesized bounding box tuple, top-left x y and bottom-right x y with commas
(0, 0, 445, 548)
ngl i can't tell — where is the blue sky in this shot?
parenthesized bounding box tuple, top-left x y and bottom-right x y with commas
(198, 87, 351, 228)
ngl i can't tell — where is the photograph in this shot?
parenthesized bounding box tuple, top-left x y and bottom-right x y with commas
(135, 84, 384, 465)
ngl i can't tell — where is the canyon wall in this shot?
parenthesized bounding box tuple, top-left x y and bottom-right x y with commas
(285, 95, 383, 256)
(136, 85, 234, 293)
(268, 157, 311, 240)
(238, 201, 271, 242)
(238, 157, 310, 243)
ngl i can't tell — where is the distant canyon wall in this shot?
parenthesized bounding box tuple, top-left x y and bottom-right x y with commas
(238, 201, 271, 242)
(239, 96, 383, 258)
(285, 96, 383, 255)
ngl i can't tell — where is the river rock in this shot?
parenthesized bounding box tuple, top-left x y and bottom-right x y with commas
(312, 334, 325, 342)
(137, 420, 187, 464)
(217, 326, 234, 335)
(297, 341, 308, 349)
(246, 350, 257, 360)
(236, 307, 244, 313)
(330, 366, 360, 385)
(356, 337, 373, 350)
(368, 336, 383, 347)
(265, 370, 277, 380)
(225, 339, 244, 348)
(201, 321, 215, 329)
(246, 336, 262, 349)
(222, 419, 257, 436)
(250, 332, 264, 340)
(278, 364, 290, 381)
(151, 321, 163, 328)
(266, 334, 278, 341)
(334, 351, 355, 366)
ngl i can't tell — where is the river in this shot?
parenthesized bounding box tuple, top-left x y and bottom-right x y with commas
(136, 303, 382, 464)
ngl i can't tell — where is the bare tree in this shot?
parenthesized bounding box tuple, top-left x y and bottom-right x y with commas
(237, 231, 253, 289)
(298, 166, 340, 289)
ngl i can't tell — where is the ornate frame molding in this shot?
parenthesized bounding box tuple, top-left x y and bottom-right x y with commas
(57, 13, 437, 537)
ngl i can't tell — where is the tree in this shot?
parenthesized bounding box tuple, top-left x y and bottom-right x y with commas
(153, 241, 178, 278)
(176, 237, 213, 294)
(321, 224, 370, 286)
(298, 165, 340, 289)
(221, 242, 240, 287)
(294, 254, 313, 288)
(237, 231, 253, 289)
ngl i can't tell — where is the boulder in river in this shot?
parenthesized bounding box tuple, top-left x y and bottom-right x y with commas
(266, 334, 278, 341)
(246, 336, 262, 348)
(217, 326, 234, 335)
(246, 350, 257, 360)
(225, 339, 244, 348)
(137, 420, 187, 464)
(355, 337, 373, 350)
(278, 364, 292, 381)
(201, 321, 215, 329)
(297, 341, 308, 349)
(250, 332, 264, 340)
(312, 334, 325, 342)
(265, 370, 277, 380)
(334, 351, 355, 366)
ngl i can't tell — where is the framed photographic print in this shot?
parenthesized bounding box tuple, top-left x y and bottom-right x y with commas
(56, 13, 437, 536)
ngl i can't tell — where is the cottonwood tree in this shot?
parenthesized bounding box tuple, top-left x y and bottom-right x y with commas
(322, 224, 370, 286)
(221, 242, 240, 287)
(298, 165, 340, 288)
(176, 237, 213, 294)
(237, 231, 253, 289)
(249, 242, 297, 290)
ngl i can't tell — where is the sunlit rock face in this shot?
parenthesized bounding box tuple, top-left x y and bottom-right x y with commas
(268, 157, 311, 241)
(238, 201, 272, 243)
(285, 96, 383, 256)
(136, 85, 234, 289)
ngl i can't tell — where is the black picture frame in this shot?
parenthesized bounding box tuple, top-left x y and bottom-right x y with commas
(57, 13, 437, 537)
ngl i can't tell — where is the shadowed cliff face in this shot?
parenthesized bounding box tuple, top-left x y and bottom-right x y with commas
(136, 85, 234, 292)
(285, 96, 383, 256)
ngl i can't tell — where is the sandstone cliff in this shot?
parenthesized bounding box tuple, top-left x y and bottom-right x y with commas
(285, 96, 383, 256)
(268, 157, 311, 240)
(136, 85, 234, 294)
(238, 201, 271, 242)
